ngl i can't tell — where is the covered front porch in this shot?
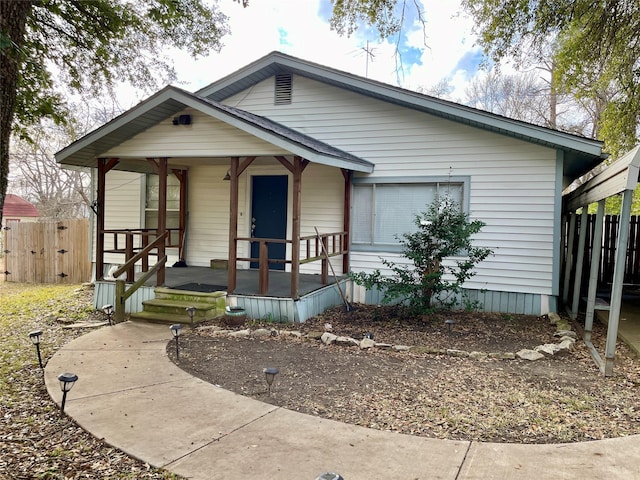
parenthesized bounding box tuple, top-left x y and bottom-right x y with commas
(94, 266, 350, 323)
(54, 87, 374, 323)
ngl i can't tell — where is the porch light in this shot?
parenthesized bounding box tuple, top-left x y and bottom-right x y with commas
(170, 324, 183, 360)
(102, 304, 114, 326)
(263, 367, 279, 396)
(28, 330, 44, 369)
(185, 306, 196, 329)
(57, 372, 78, 413)
(445, 319, 455, 333)
(223, 170, 231, 181)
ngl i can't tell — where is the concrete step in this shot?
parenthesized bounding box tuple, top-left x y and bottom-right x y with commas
(141, 299, 219, 317)
(129, 310, 217, 326)
(154, 287, 226, 304)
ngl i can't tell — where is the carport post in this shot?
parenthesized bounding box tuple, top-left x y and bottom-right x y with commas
(570, 208, 589, 319)
(604, 189, 634, 376)
(584, 200, 605, 342)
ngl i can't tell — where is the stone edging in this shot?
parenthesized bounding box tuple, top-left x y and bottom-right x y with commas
(196, 311, 577, 362)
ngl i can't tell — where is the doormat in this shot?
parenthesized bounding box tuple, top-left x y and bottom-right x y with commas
(171, 283, 227, 293)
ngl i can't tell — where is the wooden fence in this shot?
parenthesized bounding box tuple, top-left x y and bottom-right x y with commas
(3, 219, 91, 284)
(567, 214, 640, 292)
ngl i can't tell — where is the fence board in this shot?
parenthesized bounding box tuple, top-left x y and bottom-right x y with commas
(4, 219, 90, 284)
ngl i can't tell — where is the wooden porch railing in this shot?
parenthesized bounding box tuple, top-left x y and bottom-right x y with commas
(103, 228, 181, 279)
(235, 231, 348, 296)
(108, 231, 168, 323)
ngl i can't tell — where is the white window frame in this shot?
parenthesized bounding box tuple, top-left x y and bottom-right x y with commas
(351, 176, 471, 252)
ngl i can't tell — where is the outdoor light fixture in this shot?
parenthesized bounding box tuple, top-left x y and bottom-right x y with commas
(363, 332, 374, 340)
(170, 324, 183, 360)
(102, 304, 114, 326)
(445, 319, 455, 333)
(185, 306, 196, 329)
(28, 330, 44, 369)
(263, 367, 279, 396)
(223, 170, 231, 181)
(316, 473, 344, 480)
(57, 372, 78, 413)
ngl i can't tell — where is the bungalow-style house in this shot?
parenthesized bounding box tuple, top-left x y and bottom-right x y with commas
(55, 51, 605, 323)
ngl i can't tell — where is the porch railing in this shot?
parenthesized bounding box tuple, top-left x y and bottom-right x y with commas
(235, 231, 348, 295)
(103, 228, 181, 279)
(110, 231, 168, 322)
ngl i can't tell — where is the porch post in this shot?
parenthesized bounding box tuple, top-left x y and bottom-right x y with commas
(157, 158, 167, 286)
(228, 157, 239, 294)
(172, 169, 188, 262)
(96, 158, 119, 281)
(584, 200, 605, 343)
(570, 208, 589, 319)
(291, 156, 303, 298)
(341, 169, 352, 274)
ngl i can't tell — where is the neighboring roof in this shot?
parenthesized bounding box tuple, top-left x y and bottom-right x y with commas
(198, 51, 605, 180)
(55, 86, 374, 173)
(563, 146, 640, 212)
(3, 194, 39, 217)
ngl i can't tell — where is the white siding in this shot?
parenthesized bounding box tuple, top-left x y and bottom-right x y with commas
(102, 108, 288, 158)
(225, 76, 558, 295)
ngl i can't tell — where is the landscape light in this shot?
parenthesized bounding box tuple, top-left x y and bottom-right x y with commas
(57, 372, 78, 413)
(102, 304, 114, 326)
(170, 324, 183, 360)
(28, 330, 44, 369)
(444, 319, 455, 333)
(263, 367, 279, 396)
(185, 306, 196, 329)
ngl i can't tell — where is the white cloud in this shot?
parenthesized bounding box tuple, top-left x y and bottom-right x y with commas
(117, 1, 484, 106)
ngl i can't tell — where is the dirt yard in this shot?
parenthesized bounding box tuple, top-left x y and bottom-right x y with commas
(169, 305, 640, 444)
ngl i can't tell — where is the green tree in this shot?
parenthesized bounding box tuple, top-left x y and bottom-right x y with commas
(461, 0, 640, 157)
(350, 197, 493, 314)
(0, 0, 232, 225)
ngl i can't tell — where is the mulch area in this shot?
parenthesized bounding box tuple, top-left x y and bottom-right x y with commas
(169, 305, 640, 444)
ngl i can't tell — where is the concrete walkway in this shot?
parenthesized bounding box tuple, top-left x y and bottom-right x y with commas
(45, 322, 640, 480)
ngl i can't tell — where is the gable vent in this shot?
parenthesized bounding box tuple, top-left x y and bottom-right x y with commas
(274, 73, 292, 105)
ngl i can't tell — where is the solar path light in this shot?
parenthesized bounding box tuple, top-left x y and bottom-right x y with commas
(57, 372, 78, 413)
(445, 318, 455, 333)
(28, 330, 44, 369)
(263, 367, 279, 396)
(102, 304, 114, 326)
(316, 473, 344, 480)
(170, 324, 183, 360)
(185, 306, 196, 329)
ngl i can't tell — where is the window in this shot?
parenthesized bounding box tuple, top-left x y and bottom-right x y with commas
(352, 177, 468, 251)
(145, 174, 180, 230)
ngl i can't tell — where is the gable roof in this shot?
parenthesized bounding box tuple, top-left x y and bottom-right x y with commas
(3, 194, 39, 217)
(198, 51, 605, 180)
(55, 86, 374, 173)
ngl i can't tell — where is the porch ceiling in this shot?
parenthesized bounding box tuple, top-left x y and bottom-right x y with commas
(55, 86, 374, 174)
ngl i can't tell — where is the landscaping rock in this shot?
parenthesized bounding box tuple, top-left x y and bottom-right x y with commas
(516, 349, 545, 361)
(321, 332, 338, 345)
(558, 338, 575, 351)
(392, 345, 411, 352)
(252, 328, 271, 338)
(306, 331, 324, 340)
(447, 349, 470, 358)
(229, 329, 251, 338)
(280, 330, 302, 338)
(469, 351, 488, 360)
(554, 330, 577, 338)
(335, 336, 358, 346)
(535, 343, 561, 356)
(374, 342, 393, 350)
(359, 338, 375, 349)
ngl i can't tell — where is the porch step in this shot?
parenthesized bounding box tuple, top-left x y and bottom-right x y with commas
(130, 287, 226, 325)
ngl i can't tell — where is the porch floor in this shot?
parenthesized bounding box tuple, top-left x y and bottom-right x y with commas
(141, 266, 339, 298)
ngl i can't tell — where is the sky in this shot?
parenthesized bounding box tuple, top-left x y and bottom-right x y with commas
(123, 0, 485, 106)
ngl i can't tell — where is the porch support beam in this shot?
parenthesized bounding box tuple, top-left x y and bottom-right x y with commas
(290, 156, 307, 299)
(96, 157, 119, 281)
(156, 158, 168, 286)
(341, 169, 352, 274)
(228, 157, 240, 294)
(172, 169, 188, 262)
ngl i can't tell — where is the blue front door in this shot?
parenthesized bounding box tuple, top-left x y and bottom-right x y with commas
(250, 175, 288, 270)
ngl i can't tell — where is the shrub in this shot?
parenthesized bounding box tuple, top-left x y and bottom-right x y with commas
(350, 197, 493, 314)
